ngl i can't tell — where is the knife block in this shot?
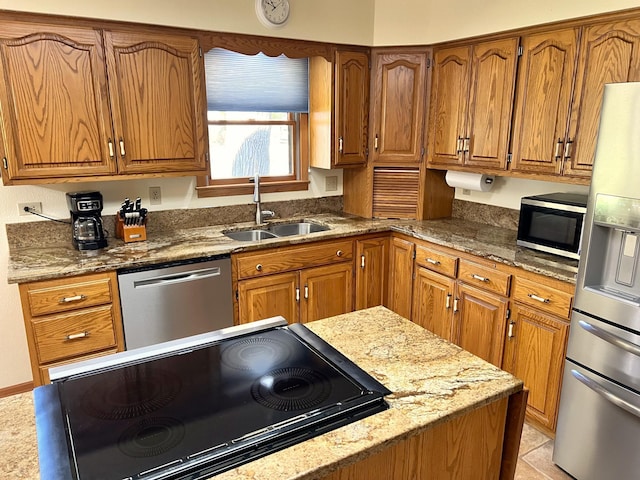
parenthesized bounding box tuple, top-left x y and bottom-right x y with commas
(115, 215, 147, 243)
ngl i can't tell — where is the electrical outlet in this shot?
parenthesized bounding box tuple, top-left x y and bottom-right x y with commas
(149, 186, 162, 205)
(18, 202, 42, 216)
(325, 176, 338, 192)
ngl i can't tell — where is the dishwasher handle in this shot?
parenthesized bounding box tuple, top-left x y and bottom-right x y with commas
(133, 267, 222, 288)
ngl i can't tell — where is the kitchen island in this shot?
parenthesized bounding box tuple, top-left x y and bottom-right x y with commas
(1, 306, 524, 479)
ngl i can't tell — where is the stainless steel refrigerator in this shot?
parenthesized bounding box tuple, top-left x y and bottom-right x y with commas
(553, 82, 640, 479)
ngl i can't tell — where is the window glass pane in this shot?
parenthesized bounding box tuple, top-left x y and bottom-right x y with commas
(208, 116, 293, 179)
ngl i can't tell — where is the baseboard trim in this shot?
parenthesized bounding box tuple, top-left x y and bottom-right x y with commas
(0, 381, 33, 398)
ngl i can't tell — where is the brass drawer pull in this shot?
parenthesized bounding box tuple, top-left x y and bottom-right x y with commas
(554, 139, 563, 159)
(119, 138, 126, 157)
(336, 250, 343, 257)
(426, 258, 440, 265)
(446, 294, 451, 309)
(528, 293, 550, 304)
(66, 331, 89, 340)
(59, 294, 86, 304)
(338, 137, 344, 153)
(255, 264, 263, 271)
(470, 274, 489, 282)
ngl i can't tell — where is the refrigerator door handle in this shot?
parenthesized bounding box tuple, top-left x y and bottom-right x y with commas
(571, 369, 640, 419)
(578, 319, 640, 357)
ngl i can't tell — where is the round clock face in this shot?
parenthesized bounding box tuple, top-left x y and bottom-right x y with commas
(256, 0, 290, 28)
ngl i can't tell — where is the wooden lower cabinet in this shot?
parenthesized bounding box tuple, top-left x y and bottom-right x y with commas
(236, 263, 353, 325)
(355, 236, 389, 310)
(453, 283, 509, 368)
(387, 236, 415, 318)
(502, 303, 569, 432)
(321, 394, 523, 480)
(412, 267, 455, 341)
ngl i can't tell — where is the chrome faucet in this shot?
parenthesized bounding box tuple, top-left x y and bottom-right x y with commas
(252, 173, 274, 225)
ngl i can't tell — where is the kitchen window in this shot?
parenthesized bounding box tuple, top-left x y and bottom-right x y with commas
(197, 48, 309, 197)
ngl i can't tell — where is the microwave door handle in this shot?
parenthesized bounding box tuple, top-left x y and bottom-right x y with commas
(578, 320, 640, 357)
(133, 267, 222, 288)
(571, 369, 640, 419)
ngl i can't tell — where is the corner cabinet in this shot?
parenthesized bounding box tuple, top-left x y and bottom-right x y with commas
(309, 50, 370, 169)
(0, 20, 208, 185)
(427, 38, 518, 170)
(233, 239, 354, 325)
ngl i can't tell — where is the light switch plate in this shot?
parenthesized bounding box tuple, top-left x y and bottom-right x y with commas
(325, 176, 338, 192)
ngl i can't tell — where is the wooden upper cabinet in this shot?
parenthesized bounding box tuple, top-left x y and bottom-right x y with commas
(370, 51, 428, 164)
(563, 19, 640, 178)
(510, 29, 580, 176)
(104, 30, 207, 175)
(310, 50, 369, 169)
(0, 22, 116, 182)
(428, 38, 517, 170)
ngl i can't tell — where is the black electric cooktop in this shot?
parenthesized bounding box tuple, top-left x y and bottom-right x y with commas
(34, 319, 391, 480)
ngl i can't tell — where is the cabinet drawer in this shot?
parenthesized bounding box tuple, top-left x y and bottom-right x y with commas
(458, 260, 511, 296)
(236, 240, 354, 279)
(25, 275, 114, 317)
(33, 305, 118, 363)
(415, 244, 457, 278)
(39, 348, 118, 385)
(513, 277, 573, 318)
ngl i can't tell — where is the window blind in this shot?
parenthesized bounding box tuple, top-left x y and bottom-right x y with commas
(204, 48, 309, 113)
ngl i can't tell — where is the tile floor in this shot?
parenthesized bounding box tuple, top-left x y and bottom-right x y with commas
(515, 422, 574, 479)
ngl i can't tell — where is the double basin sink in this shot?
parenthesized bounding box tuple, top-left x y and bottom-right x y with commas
(224, 221, 330, 242)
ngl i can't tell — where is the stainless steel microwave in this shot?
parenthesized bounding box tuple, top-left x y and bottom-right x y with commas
(517, 192, 588, 260)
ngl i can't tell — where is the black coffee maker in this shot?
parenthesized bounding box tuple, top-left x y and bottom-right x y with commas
(66, 191, 108, 250)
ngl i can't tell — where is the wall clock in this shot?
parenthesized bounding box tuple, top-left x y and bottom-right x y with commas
(255, 0, 290, 28)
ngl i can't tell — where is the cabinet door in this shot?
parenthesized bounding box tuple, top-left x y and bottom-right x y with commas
(412, 267, 455, 341)
(355, 236, 389, 310)
(0, 22, 116, 182)
(237, 272, 299, 325)
(370, 52, 427, 163)
(386, 237, 415, 319)
(104, 31, 207, 175)
(453, 283, 508, 367)
(563, 19, 640, 178)
(502, 304, 569, 431)
(427, 46, 470, 167)
(510, 29, 579, 175)
(335, 50, 369, 167)
(465, 37, 518, 169)
(301, 263, 353, 324)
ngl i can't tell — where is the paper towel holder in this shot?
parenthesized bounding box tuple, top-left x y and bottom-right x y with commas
(445, 171, 496, 192)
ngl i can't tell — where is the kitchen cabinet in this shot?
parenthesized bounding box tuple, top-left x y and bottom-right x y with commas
(427, 38, 518, 170)
(412, 267, 456, 341)
(0, 20, 207, 185)
(310, 50, 369, 169)
(386, 236, 415, 319)
(355, 235, 390, 310)
(18, 271, 125, 386)
(511, 19, 640, 180)
(370, 50, 428, 164)
(234, 239, 354, 325)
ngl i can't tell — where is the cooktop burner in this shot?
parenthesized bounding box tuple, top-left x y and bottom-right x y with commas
(34, 319, 391, 480)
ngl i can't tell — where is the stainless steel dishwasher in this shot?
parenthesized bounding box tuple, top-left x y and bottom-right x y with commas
(117, 255, 233, 350)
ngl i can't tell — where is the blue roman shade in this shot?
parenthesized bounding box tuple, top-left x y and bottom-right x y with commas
(204, 48, 309, 113)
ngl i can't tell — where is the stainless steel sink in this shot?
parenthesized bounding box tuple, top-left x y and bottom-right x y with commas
(224, 221, 331, 242)
(268, 222, 330, 237)
(223, 229, 278, 241)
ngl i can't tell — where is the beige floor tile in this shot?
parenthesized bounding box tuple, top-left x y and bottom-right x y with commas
(518, 423, 551, 456)
(522, 440, 574, 480)
(514, 457, 550, 480)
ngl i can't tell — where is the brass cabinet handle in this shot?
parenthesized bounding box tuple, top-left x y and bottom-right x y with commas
(360, 255, 365, 269)
(554, 139, 564, 159)
(304, 285, 309, 299)
(463, 137, 470, 153)
(336, 250, 343, 257)
(446, 293, 451, 309)
(255, 264, 263, 271)
(564, 139, 573, 159)
(295, 287, 300, 302)
(528, 293, 550, 304)
(470, 273, 489, 282)
(456, 136, 464, 154)
(338, 137, 344, 153)
(59, 294, 86, 304)
(107, 139, 115, 158)
(426, 258, 440, 265)
(453, 298, 459, 313)
(66, 331, 89, 340)
(508, 322, 515, 338)
(374, 135, 379, 151)
(119, 138, 126, 157)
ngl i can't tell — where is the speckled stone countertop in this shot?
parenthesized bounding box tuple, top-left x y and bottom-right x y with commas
(0, 306, 523, 480)
(6, 213, 578, 285)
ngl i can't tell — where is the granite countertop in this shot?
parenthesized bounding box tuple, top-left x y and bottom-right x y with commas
(6, 214, 578, 285)
(0, 306, 523, 479)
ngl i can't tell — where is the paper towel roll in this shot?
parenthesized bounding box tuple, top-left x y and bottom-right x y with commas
(445, 171, 495, 192)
